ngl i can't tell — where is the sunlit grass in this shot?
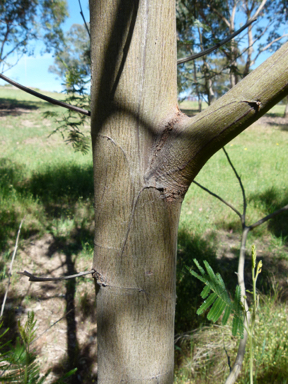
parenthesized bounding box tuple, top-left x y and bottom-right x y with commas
(0, 87, 93, 252)
(174, 293, 288, 383)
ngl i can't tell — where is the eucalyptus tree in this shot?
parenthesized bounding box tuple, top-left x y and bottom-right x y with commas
(0, 0, 68, 73)
(177, 0, 288, 99)
(49, 23, 91, 87)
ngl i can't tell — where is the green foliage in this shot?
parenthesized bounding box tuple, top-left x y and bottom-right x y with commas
(176, 0, 288, 99)
(189, 260, 244, 337)
(0, 314, 77, 383)
(46, 22, 91, 153)
(0, 313, 48, 383)
(49, 23, 91, 81)
(45, 64, 91, 154)
(174, 294, 288, 383)
(0, 0, 68, 73)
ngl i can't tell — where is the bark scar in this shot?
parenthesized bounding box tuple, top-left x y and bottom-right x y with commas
(240, 99, 262, 112)
(92, 268, 108, 287)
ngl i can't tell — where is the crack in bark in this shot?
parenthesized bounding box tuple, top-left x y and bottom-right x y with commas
(119, 186, 150, 263)
(99, 134, 129, 161)
(94, 241, 121, 251)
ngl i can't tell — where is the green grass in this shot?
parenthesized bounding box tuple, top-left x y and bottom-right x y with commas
(174, 293, 288, 384)
(0, 86, 93, 255)
(1, 87, 288, 383)
(175, 102, 288, 383)
(179, 100, 285, 117)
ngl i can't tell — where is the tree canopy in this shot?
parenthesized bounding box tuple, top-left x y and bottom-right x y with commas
(177, 0, 288, 101)
(49, 23, 91, 86)
(0, 0, 68, 73)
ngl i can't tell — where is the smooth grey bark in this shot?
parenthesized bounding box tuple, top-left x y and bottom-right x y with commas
(89, 1, 288, 383)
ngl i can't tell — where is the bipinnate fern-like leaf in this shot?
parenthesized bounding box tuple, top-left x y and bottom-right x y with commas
(189, 259, 244, 338)
(0, 316, 77, 383)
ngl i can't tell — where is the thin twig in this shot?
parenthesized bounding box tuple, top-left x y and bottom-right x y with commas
(193, 148, 288, 384)
(223, 341, 232, 373)
(17, 269, 95, 282)
(222, 147, 247, 226)
(0, 219, 24, 318)
(192, 180, 242, 220)
(225, 228, 251, 384)
(177, 17, 257, 65)
(0, 73, 91, 116)
(249, 204, 288, 230)
(30, 309, 73, 346)
(78, 0, 90, 38)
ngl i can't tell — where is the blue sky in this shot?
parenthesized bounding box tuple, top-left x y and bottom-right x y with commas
(0, 0, 89, 93)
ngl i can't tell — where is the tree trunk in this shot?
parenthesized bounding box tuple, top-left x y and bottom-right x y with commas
(90, 1, 180, 382)
(90, 1, 288, 383)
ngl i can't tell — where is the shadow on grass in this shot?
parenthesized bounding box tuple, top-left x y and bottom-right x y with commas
(265, 111, 283, 118)
(0, 229, 97, 384)
(0, 97, 64, 117)
(256, 366, 288, 384)
(27, 163, 94, 205)
(0, 290, 20, 349)
(46, 234, 96, 384)
(0, 98, 40, 116)
(213, 187, 288, 242)
(0, 158, 94, 250)
(248, 188, 288, 241)
(0, 157, 96, 381)
(265, 120, 288, 131)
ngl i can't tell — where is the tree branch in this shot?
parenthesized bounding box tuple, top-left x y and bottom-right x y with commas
(156, 41, 288, 192)
(17, 269, 95, 282)
(192, 180, 242, 220)
(222, 147, 247, 226)
(256, 34, 288, 56)
(0, 73, 91, 116)
(77, 0, 90, 38)
(253, 0, 268, 18)
(225, 226, 250, 384)
(249, 204, 288, 230)
(0, 219, 24, 318)
(177, 17, 257, 65)
(208, 5, 231, 28)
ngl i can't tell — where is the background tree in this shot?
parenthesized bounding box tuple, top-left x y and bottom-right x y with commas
(49, 23, 91, 90)
(0, 0, 68, 73)
(177, 0, 288, 101)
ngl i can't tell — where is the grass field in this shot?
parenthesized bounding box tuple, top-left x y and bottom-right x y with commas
(0, 87, 288, 383)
